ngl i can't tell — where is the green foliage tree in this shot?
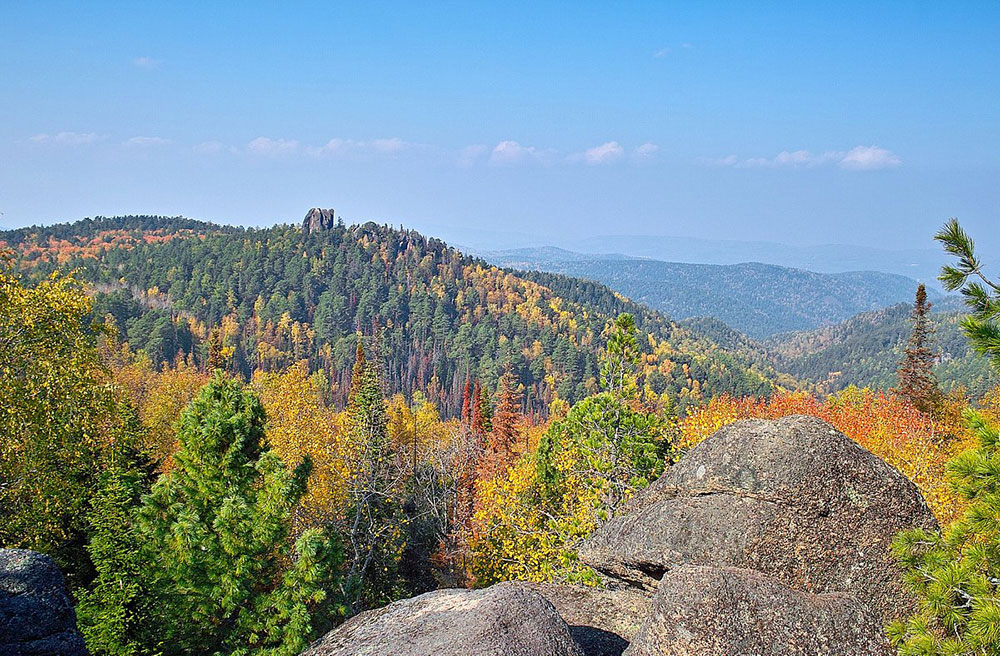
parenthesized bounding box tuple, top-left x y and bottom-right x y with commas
(76, 404, 152, 656)
(537, 393, 669, 515)
(340, 337, 407, 614)
(937, 218, 1000, 369)
(471, 392, 669, 587)
(889, 220, 1000, 652)
(136, 374, 342, 656)
(600, 313, 641, 399)
(889, 410, 1000, 653)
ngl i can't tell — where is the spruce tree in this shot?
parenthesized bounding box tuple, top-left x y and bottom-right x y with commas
(75, 402, 152, 656)
(340, 337, 406, 614)
(136, 374, 342, 656)
(896, 283, 942, 414)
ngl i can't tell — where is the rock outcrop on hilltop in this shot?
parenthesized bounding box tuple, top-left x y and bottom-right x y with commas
(622, 565, 892, 656)
(303, 415, 937, 655)
(0, 548, 89, 656)
(578, 414, 937, 624)
(303, 208, 337, 233)
(301, 583, 583, 656)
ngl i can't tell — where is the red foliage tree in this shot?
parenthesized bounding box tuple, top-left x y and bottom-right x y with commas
(478, 365, 522, 481)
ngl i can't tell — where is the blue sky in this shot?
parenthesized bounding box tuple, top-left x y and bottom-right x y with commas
(1, 2, 998, 252)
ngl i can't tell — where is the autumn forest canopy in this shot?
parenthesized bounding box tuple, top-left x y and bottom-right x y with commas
(3, 212, 1000, 655)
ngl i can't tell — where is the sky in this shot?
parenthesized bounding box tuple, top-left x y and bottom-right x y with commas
(1, 2, 998, 253)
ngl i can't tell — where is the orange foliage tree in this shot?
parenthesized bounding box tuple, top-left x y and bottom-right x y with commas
(678, 387, 975, 525)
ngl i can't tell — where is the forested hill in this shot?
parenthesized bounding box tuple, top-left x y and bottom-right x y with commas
(483, 248, 927, 338)
(765, 299, 997, 397)
(1, 213, 777, 414)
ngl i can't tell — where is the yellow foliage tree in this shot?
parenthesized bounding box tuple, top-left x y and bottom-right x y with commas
(107, 345, 208, 468)
(252, 362, 350, 532)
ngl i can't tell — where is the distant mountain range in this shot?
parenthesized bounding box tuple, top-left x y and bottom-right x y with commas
(480, 247, 931, 338)
(556, 234, 948, 284)
(446, 228, 954, 285)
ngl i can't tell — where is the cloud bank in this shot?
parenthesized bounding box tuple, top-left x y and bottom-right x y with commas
(29, 132, 105, 146)
(699, 145, 901, 170)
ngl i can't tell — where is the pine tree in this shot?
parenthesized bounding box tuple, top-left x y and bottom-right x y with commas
(600, 313, 641, 400)
(896, 283, 941, 413)
(136, 374, 342, 656)
(888, 221, 1000, 653)
(936, 218, 1000, 369)
(890, 410, 1000, 653)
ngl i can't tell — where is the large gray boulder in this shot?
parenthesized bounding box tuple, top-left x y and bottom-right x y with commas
(521, 583, 651, 656)
(0, 549, 88, 656)
(301, 582, 583, 656)
(623, 565, 892, 656)
(578, 415, 936, 623)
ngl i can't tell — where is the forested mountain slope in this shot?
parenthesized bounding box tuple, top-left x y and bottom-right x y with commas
(484, 248, 929, 338)
(1, 213, 777, 414)
(765, 299, 996, 396)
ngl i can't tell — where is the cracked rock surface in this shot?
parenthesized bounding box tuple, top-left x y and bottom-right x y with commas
(578, 414, 937, 624)
(623, 565, 893, 656)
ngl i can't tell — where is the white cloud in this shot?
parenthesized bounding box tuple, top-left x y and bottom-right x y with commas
(633, 142, 660, 160)
(133, 56, 161, 69)
(306, 137, 414, 158)
(654, 43, 692, 58)
(489, 140, 539, 165)
(193, 140, 228, 154)
(838, 145, 902, 170)
(124, 136, 171, 147)
(458, 144, 489, 167)
(247, 137, 300, 156)
(370, 137, 408, 154)
(580, 141, 624, 165)
(696, 154, 739, 167)
(29, 132, 104, 146)
(699, 146, 901, 170)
